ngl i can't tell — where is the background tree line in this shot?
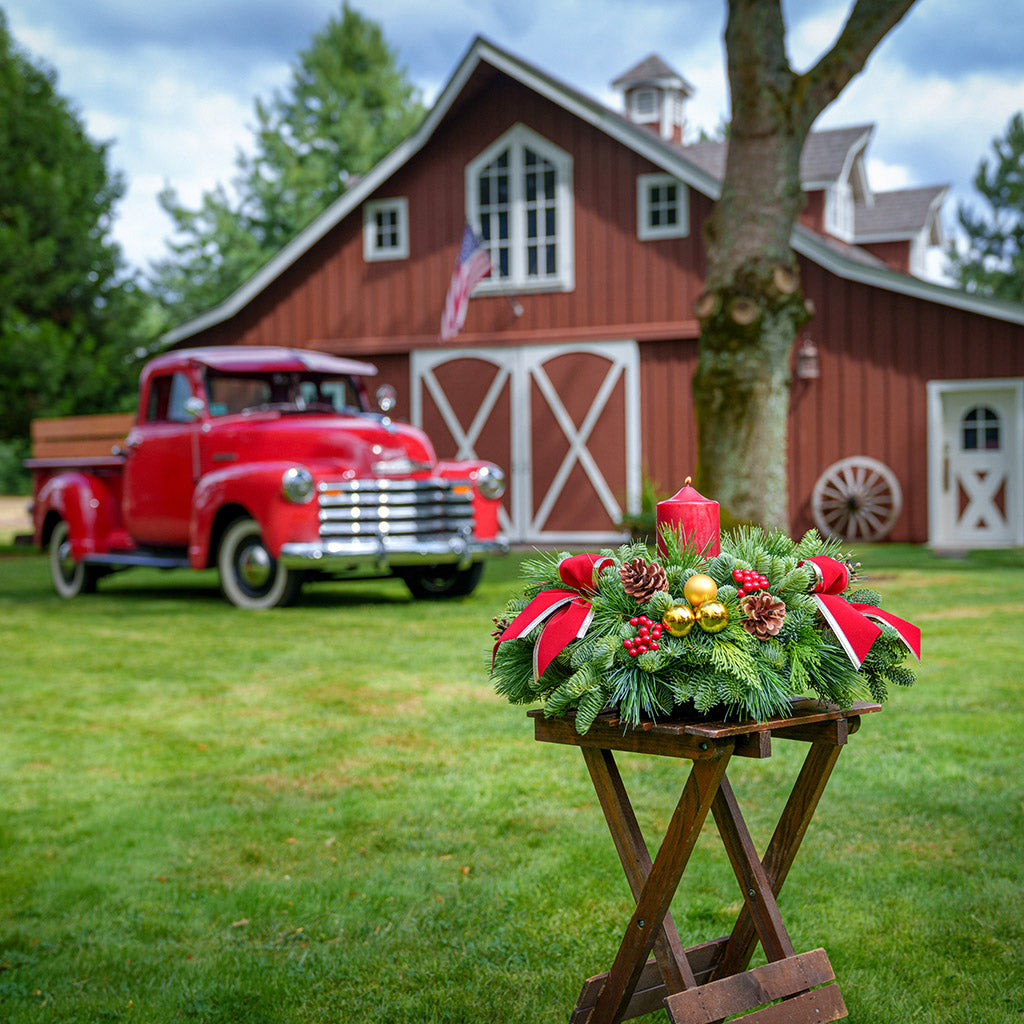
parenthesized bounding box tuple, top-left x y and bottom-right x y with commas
(0, 2, 423, 491)
(0, 0, 1021, 517)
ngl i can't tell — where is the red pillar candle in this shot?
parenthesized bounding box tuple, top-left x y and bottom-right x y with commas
(656, 477, 721, 557)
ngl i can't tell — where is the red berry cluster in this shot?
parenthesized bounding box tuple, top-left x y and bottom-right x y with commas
(732, 568, 769, 598)
(623, 615, 662, 657)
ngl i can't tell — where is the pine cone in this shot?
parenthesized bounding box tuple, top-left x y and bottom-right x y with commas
(740, 592, 786, 639)
(618, 557, 669, 601)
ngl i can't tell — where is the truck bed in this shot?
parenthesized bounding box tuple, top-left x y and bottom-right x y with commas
(29, 413, 133, 461)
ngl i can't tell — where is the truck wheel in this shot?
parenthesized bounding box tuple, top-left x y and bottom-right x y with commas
(218, 517, 302, 609)
(49, 519, 99, 598)
(401, 562, 483, 600)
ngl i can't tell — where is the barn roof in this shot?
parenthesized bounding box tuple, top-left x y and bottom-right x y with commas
(163, 35, 1024, 345)
(855, 185, 949, 243)
(678, 125, 874, 190)
(799, 124, 873, 185)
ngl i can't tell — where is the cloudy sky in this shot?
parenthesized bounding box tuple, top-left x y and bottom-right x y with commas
(4, 0, 1023, 275)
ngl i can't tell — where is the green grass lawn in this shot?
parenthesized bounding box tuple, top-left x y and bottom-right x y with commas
(1, 544, 1022, 1022)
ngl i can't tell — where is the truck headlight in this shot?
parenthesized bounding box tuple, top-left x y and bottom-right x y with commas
(281, 466, 315, 504)
(475, 463, 506, 499)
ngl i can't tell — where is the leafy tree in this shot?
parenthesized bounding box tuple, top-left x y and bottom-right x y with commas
(151, 3, 424, 322)
(0, 10, 148, 484)
(693, 0, 917, 529)
(946, 111, 1024, 304)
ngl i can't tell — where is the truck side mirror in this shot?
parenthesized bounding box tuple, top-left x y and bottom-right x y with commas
(183, 396, 206, 420)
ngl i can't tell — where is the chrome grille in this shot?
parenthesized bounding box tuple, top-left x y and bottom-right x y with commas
(317, 478, 475, 541)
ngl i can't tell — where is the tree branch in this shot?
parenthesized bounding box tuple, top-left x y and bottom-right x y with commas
(799, 0, 918, 126)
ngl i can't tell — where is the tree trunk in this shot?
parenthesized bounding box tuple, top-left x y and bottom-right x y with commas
(692, 0, 918, 530)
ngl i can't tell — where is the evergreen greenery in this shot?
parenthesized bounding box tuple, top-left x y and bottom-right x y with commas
(0, 12, 151, 447)
(947, 111, 1024, 304)
(492, 527, 917, 731)
(150, 3, 425, 323)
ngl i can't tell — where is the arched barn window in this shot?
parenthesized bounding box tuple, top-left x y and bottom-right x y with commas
(466, 124, 574, 293)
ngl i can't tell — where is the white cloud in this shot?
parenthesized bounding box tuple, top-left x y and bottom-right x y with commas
(785, 2, 850, 70)
(866, 159, 911, 191)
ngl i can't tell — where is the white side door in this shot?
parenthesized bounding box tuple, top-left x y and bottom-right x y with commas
(928, 379, 1024, 548)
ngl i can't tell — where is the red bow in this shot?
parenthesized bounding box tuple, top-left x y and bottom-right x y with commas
(802, 556, 921, 669)
(494, 553, 613, 682)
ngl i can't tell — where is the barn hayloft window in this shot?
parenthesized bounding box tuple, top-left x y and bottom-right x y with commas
(637, 173, 689, 240)
(363, 197, 409, 261)
(466, 124, 574, 293)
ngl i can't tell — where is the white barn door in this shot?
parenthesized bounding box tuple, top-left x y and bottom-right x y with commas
(411, 342, 640, 545)
(928, 379, 1024, 549)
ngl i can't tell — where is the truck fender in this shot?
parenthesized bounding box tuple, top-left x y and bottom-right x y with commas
(34, 472, 120, 559)
(435, 459, 505, 540)
(189, 462, 321, 569)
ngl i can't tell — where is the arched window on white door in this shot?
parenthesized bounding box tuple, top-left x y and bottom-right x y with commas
(961, 405, 1001, 451)
(465, 124, 574, 293)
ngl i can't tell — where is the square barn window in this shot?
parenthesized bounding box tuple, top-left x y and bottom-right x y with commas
(363, 198, 409, 261)
(637, 173, 689, 241)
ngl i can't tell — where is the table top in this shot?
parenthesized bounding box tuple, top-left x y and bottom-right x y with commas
(529, 700, 881, 759)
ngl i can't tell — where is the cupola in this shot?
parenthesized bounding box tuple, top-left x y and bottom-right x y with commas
(612, 55, 694, 144)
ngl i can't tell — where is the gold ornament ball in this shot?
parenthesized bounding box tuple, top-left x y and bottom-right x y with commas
(662, 603, 695, 637)
(683, 573, 718, 608)
(696, 600, 730, 633)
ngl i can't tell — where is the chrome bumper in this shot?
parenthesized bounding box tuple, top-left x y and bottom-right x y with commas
(279, 535, 508, 572)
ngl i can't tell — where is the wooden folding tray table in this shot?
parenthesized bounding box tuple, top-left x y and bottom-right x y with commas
(529, 699, 881, 1024)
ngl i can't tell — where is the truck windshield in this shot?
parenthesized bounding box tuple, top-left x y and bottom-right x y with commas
(205, 372, 364, 416)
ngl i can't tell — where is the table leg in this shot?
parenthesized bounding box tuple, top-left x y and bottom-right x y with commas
(587, 749, 733, 1024)
(712, 775, 795, 963)
(711, 739, 845, 981)
(581, 746, 696, 992)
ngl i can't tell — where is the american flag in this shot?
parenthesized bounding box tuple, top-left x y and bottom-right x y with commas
(440, 224, 492, 341)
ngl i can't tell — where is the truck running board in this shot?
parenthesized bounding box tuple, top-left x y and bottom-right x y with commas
(83, 552, 191, 570)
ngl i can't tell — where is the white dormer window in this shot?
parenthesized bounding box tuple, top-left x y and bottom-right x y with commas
(637, 173, 689, 240)
(909, 229, 929, 278)
(363, 198, 409, 261)
(825, 181, 854, 241)
(466, 124, 574, 293)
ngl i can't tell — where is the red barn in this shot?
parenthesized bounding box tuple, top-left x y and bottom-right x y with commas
(165, 38, 1024, 550)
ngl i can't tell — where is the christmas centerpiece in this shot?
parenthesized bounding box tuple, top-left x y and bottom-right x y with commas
(491, 479, 920, 734)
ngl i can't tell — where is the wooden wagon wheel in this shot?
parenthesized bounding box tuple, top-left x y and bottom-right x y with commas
(811, 456, 903, 541)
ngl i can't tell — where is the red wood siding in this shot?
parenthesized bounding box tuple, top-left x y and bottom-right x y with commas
(860, 239, 912, 274)
(637, 338, 699, 496)
(798, 192, 825, 234)
(790, 259, 1024, 541)
(634, 266, 1024, 544)
(186, 66, 708, 359)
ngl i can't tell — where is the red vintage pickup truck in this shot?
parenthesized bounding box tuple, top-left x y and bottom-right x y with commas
(26, 346, 507, 607)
